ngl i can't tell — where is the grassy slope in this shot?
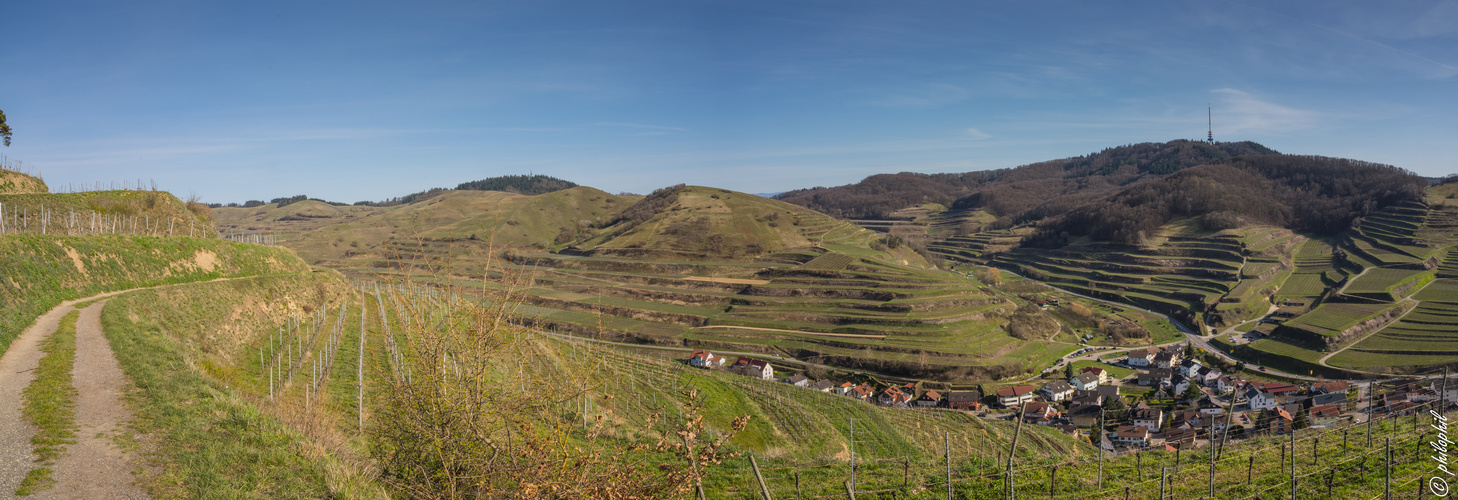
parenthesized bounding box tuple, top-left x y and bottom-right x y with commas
(0, 234, 308, 356)
(0, 170, 48, 194)
(214, 187, 634, 266)
(100, 273, 379, 499)
(95, 272, 1092, 497)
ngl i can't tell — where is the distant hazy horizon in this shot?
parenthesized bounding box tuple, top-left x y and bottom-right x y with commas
(3, 1, 1455, 204)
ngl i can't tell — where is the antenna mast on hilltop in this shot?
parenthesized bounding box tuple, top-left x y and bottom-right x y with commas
(1207, 103, 1214, 144)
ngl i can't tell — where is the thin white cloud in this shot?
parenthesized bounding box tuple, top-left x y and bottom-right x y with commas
(964, 128, 992, 140)
(1211, 89, 1321, 135)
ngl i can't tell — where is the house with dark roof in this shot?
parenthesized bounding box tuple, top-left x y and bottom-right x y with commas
(731, 357, 774, 380)
(1136, 368, 1172, 387)
(1071, 372, 1100, 391)
(1130, 402, 1164, 430)
(996, 385, 1039, 407)
(1164, 427, 1197, 444)
(1041, 380, 1074, 402)
(947, 390, 982, 411)
(813, 379, 837, 392)
(1023, 402, 1061, 425)
(1069, 404, 1103, 428)
(916, 390, 943, 408)
(786, 373, 810, 387)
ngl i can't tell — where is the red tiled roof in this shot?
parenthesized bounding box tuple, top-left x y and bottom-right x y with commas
(996, 385, 1038, 397)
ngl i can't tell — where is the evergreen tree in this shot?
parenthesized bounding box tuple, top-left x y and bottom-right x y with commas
(1293, 409, 1309, 430)
(0, 109, 11, 146)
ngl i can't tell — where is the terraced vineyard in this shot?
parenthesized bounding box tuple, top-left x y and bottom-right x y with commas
(981, 226, 1302, 331)
(1276, 239, 1345, 300)
(1329, 271, 1458, 371)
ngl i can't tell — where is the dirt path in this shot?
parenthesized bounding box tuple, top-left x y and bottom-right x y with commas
(0, 276, 278, 497)
(0, 295, 82, 495)
(36, 299, 147, 499)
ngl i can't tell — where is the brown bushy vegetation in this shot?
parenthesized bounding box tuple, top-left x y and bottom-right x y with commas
(602, 183, 686, 230)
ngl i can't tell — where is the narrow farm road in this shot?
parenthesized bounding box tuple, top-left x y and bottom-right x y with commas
(0, 294, 80, 495)
(36, 299, 147, 499)
(0, 275, 284, 497)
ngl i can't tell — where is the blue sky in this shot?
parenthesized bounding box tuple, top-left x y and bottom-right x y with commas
(2, 1, 1455, 203)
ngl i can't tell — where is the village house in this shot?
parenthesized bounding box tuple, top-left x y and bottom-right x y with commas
(1081, 366, 1110, 385)
(1178, 358, 1203, 378)
(1127, 346, 1160, 367)
(1212, 412, 1254, 437)
(847, 383, 874, 401)
(1136, 368, 1172, 387)
(1069, 391, 1104, 411)
(1022, 402, 1061, 425)
(879, 386, 912, 407)
(996, 385, 1039, 407)
(785, 373, 810, 387)
(1151, 351, 1178, 369)
(1112, 425, 1151, 448)
(731, 357, 774, 380)
(1068, 404, 1103, 428)
(1164, 427, 1197, 445)
(947, 389, 982, 411)
(1198, 397, 1225, 415)
(1216, 375, 1244, 394)
(1171, 374, 1193, 396)
(1041, 380, 1075, 402)
(1130, 402, 1165, 430)
(813, 379, 837, 393)
(1309, 404, 1344, 427)
(915, 390, 943, 408)
(1243, 387, 1276, 410)
(1312, 380, 1350, 395)
(1264, 383, 1302, 403)
(1071, 372, 1100, 391)
(687, 349, 725, 368)
(1266, 407, 1294, 434)
(1197, 366, 1222, 387)
(1305, 391, 1347, 408)
(836, 382, 856, 396)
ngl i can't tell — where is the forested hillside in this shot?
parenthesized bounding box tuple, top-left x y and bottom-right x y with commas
(776, 140, 1277, 220)
(1030, 155, 1426, 246)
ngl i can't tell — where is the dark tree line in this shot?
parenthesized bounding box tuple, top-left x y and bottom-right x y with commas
(455, 174, 578, 195)
(354, 175, 579, 207)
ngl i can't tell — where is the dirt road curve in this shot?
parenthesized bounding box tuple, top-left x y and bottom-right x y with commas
(0, 292, 149, 498)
